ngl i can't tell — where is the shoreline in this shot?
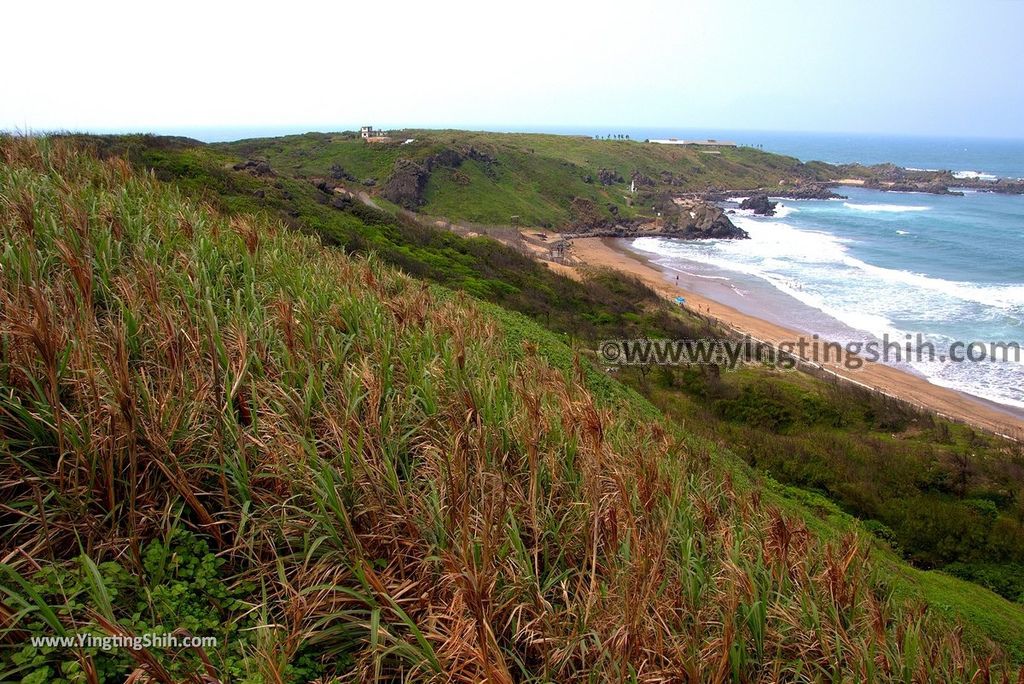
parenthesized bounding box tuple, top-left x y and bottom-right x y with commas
(563, 236, 1024, 439)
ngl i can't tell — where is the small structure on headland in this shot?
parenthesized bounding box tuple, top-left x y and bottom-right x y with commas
(360, 125, 391, 143)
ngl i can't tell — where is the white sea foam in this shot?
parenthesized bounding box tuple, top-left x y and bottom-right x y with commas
(660, 265, 730, 281)
(632, 207, 1024, 410)
(772, 204, 797, 218)
(634, 217, 1024, 321)
(953, 170, 998, 181)
(843, 202, 930, 213)
(913, 362, 1024, 409)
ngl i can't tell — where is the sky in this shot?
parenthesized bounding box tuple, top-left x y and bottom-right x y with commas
(3, 0, 1023, 140)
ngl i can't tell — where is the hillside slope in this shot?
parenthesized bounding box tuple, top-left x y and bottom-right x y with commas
(104, 131, 1024, 612)
(3, 137, 1024, 682)
(216, 130, 829, 227)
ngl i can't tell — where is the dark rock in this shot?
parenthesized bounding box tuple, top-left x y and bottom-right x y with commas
(675, 200, 748, 239)
(597, 168, 624, 185)
(330, 195, 354, 210)
(701, 184, 843, 201)
(862, 179, 963, 196)
(252, 189, 265, 199)
(362, 178, 377, 187)
(660, 170, 686, 186)
(739, 194, 777, 216)
(232, 158, 275, 177)
(582, 174, 593, 184)
(425, 148, 464, 171)
(329, 163, 356, 181)
(382, 158, 429, 209)
(562, 200, 746, 241)
(631, 171, 656, 187)
(465, 146, 498, 164)
(569, 197, 612, 230)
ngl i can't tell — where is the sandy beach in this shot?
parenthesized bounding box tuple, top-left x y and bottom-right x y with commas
(554, 236, 1024, 439)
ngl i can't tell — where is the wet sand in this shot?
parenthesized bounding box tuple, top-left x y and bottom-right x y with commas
(564, 237, 1024, 439)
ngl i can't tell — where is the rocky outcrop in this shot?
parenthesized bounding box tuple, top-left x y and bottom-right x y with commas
(775, 186, 844, 200)
(631, 171, 656, 187)
(313, 179, 335, 194)
(861, 179, 963, 195)
(232, 159, 275, 177)
(563, 200, 747, 240)
(701, 184, 843, 201)
(659, 170, 687, 186)
(739, 194, 777, 216)
(597, 168, 624, 185)
(329, 163, 356, 181)
(382, 159, 429, 209)
(672, 199, 748, 239)
(569, 197, 612, 230)
(424, 148, 464, 171)
(330, 195, 354, 210)
(465, 146, 498, 165)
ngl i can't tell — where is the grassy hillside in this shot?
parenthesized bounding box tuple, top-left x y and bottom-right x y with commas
(215, 130, 826, 227)
(93, 131, 1024, 610)
(3, 137, 1024, 682)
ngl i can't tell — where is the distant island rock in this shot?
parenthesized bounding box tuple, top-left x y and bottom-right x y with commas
(739, 194, 778, 216)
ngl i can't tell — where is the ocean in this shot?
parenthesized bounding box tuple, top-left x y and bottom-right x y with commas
(628, 183, 1024, 411)
(549, 127, 1024, 180)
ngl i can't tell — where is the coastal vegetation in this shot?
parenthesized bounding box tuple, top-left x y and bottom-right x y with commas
(215, 130, 831, 227)
(81, 130, 1024, 609)
(3, 134, 1024, 681)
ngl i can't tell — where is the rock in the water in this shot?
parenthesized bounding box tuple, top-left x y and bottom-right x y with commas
(674, 200, 748, 239)
(561, 199, 747, 241)
(739, 193, 777, 216)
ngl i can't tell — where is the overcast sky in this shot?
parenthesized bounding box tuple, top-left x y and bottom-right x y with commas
(3, 0, 1022, 139)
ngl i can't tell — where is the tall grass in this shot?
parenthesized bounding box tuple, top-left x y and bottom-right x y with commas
(0, 136, 1018, 681)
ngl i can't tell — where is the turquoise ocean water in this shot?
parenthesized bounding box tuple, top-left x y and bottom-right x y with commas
(629, 186, 1024, 410)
